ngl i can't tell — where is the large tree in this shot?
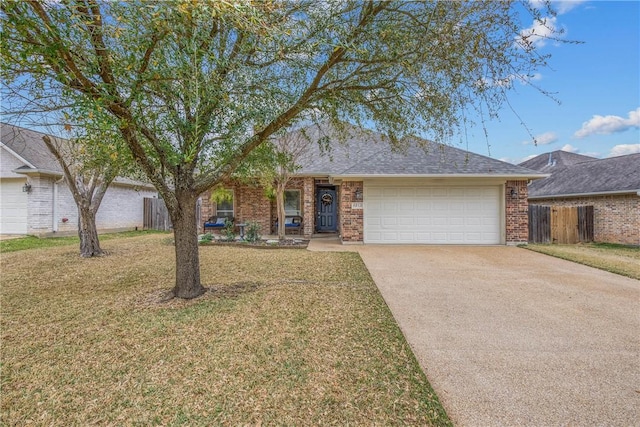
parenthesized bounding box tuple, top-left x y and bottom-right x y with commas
(1, 0, 561, 298)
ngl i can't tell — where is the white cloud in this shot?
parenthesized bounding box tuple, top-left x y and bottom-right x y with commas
(607, 144, 640, 157)
(554, 0, 587, 14)
(561, 144, 579, 153)
(518, 16, 558, 50)
(526, 131, 558, 146)
(574, 108, 640, 138)
(529, 0, 586, 15)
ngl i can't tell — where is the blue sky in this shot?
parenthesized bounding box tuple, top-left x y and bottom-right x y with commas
(462, 0, 640, 165)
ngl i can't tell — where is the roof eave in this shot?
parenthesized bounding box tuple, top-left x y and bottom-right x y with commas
(12, 167, 62, 177)
(1, 142, 36, 169)
(326, 173, 549, 180)
(529, 189, 640, 199)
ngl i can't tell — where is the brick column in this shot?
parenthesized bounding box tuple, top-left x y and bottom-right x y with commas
(340, 181, 364, 243)
(302, 178, 314, 237)
(505, 180, 529, 244)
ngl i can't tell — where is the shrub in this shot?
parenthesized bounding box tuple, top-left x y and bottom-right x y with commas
(198, 233, 213, 244)
(222, 218, 235, 242)
(245, 221, 261, 243)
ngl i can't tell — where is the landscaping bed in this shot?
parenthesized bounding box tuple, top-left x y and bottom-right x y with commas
(1, 233, 450, 426)
(199, 236, 309, 249)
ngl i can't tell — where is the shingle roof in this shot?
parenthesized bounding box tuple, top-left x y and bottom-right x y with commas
(519, 150, 596, 173)
(1, 122, 63, 173)
(293, 122, 543, 178)
(1, 122, 154, 188)
(528, 153, 640, 198)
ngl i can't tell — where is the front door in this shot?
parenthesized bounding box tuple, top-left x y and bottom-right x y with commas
(316, 188, 337, 232)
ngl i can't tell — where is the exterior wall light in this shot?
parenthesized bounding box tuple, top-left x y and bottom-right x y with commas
(354, 188, 363, 201)
(22, 183, 32, 193)
(510, 188, 518, 199)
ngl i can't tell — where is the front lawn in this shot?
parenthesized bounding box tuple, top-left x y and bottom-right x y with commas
(523, 243, 640, 280)
(1, 233, 450, 425)
(0, 230, 164, 253)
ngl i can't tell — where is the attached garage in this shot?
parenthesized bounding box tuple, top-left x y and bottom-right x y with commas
(0, 178, 28, 234)
(364, 181, 502, 244)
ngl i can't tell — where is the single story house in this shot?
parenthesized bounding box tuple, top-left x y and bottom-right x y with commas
(520, 151, 640, 246)
(199, 123, 546, 245)
(0, 123, 158, 236)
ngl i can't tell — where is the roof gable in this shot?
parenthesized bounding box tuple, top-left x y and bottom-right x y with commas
(519, 150, 596, 173)
(1, 123, 63, 173)
(528, 153, 640, 198)
(291, 122, 543, 178)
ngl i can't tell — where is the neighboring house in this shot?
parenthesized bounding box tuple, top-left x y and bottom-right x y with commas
(0, 123, 157, 236)
(200, 122, 545, 245)
(520, 150, 596, 173)
(520, 152, 640, 246)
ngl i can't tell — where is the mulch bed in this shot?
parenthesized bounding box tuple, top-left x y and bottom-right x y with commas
(199, 238, 309, 249)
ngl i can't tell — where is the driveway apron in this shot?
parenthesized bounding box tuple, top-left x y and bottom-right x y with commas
(356, 245, 640, 426)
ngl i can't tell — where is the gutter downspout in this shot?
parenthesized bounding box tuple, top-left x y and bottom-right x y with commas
(52, 177, 64, 232)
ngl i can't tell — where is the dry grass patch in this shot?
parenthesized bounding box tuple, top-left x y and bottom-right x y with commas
(1, 233, 451, 426)
(524, 243, 640, 280)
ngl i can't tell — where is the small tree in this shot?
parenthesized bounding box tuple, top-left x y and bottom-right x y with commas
(267, 130, 315, 240)
(41, 119, 131, 257)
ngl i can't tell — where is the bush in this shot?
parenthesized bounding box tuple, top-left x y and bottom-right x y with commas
(198, 233, 213, 244)
(222, 218, 235, 241)
(245, 221, 261, 243)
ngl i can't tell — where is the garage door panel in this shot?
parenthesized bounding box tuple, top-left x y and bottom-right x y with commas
(0, 179, 28, 234)
(364, 184, 501, 244)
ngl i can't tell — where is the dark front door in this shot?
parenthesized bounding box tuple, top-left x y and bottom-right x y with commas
(316, 188, 337, 232)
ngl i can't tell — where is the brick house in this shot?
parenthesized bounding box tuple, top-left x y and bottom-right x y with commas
(1, 123, 157, 236)
(200, 123, 545, 245)
(521, 151, 640, 246)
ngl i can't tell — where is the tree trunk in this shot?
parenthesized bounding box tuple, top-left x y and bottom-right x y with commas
(169, 192, 206, 299)
(78, 205, 105, 257)
(276, 182, 286, 240)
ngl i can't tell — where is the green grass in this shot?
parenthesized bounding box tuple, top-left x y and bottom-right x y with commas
(0, 229, 166, 253)
(523, 242, 640, 280)
(1, 233, 451, 426)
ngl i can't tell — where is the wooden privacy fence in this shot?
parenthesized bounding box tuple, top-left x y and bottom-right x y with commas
(143, 198, 172, 231)
(528, 205, 594, 244)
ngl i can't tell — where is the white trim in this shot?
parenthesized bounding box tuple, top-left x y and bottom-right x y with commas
(529, 189, 640, 199)
(291, 173, 549, 180)
(1, 142, 36, 168)
(330, 173, 548, 180)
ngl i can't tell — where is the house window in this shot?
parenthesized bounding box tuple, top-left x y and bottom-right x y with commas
(215, 191, 234, 218)
(284, 190, 301, 216)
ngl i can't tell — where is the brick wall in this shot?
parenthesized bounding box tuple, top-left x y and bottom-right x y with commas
(339, 181, 364, 243)
(302, 178, 314, 237)
(530, 194, 639, 246)
(200, 180, 271, 235)
(505, 180, 529, 244)
(202, 178, 317, 237)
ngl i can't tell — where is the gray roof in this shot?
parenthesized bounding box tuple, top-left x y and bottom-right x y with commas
(293, 122, 543, 178)
(528, 153, 640, 198)
(1, 122, 154, 188)
(1, 122, 63, 173)
(519, 150, 596, 173)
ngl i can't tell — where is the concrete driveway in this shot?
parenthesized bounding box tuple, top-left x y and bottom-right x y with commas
(356, 245, 640, 426)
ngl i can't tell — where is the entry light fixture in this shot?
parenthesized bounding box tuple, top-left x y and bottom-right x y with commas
(510, 188, 518, 199)
(22, 183, 32, 193)
(354, 188, 363, 201)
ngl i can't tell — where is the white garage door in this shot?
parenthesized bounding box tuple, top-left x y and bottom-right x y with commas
(0, 179, 28, 234)
(364, 185, 501, 244)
